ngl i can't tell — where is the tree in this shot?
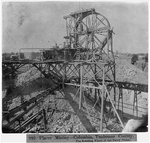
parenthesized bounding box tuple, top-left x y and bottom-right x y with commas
(145, 54, 148, 62)
(131, 54, 138, 65)
(19, 53, 25, 59)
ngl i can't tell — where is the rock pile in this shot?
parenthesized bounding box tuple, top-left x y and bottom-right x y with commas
(3, 57, 148, 133)
(45, 87, 123, 133)
(115, 59, 148, 84)
(15, 67, 41, 87)
(48, 112, 87, 133)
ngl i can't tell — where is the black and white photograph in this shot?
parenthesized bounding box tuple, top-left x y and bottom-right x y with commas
(1, 0, 149, 142)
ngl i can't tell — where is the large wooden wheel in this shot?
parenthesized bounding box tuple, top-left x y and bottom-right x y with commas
(64, 8, 114, 61)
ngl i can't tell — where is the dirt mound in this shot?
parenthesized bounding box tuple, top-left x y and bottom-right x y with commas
(15, 67, 41, 87)
(44, 87, 123, 133)
(117, 89, 148, 117)
(3, 59, 148, 133)
(116, 59, 148, 84)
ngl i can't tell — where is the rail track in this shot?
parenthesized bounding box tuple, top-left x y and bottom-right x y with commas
(2, 85, 61, 132)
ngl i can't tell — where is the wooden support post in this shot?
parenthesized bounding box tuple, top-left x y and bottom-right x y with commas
(118, 88, 121, 110)
(98, 89, 101, 104)
(78, 63, 80, 84)
(113, 64, 116, 108)
(107, 30, 109, 58)
(105, 86, 124, 128)
(48, 64, 50, 75)
(94, 63, 97, 102)
(118, 88, 123, 116)
(100, 66, 105, 132)
(63, 63, 66, 89)
(40, 51, 43, 77)
(121, 89, 123, 117)
(110, 30, 115, 60)
(133, 91, 138, 117)
(79, 63, 82, 109)
(95, 89, 97, 103)
(118, 88, 120, 110)
(18, 119, 21, 133)
(43, 108, 47, 131)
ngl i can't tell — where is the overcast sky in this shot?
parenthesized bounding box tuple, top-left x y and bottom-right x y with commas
(2, 1, 148, 53)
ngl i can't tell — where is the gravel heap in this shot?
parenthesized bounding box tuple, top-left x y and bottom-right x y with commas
(115, 59, 148, 84)
(15, 67, 41, 87)
(44, 87, 123, 133)
(115, 59, 148, 117)
(3, 58, 148, 133)
(48, 112, 87, 133)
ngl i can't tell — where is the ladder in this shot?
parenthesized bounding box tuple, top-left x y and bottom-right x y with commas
(76, 48, 80, 60)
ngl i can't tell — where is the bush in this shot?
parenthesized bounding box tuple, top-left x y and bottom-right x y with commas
(145, 54, 148, 62)
(131, 54, 138, 65)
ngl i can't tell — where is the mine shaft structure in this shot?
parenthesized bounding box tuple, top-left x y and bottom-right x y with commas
(62, 8, 123, 131)
(2, 8, 148, 133)
(64, 8, 114, 61)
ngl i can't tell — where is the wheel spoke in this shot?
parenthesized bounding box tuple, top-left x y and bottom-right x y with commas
(97, 33, 107, 36)
(70, 12, 110, 54)
(79, 35, 87, 45)
(94, 27, 109, 34)
(92, 14, 97, 30)
(96, 30, 108, 34)
(94, 35, 103, 45)
(81, 21, 88, 31)
(93, 17, 107, 31)
(88, 15, 91, 29)
(97, 17, 107, 27)
(94, 38, 101, 47)
(85, 35, 89, 48)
